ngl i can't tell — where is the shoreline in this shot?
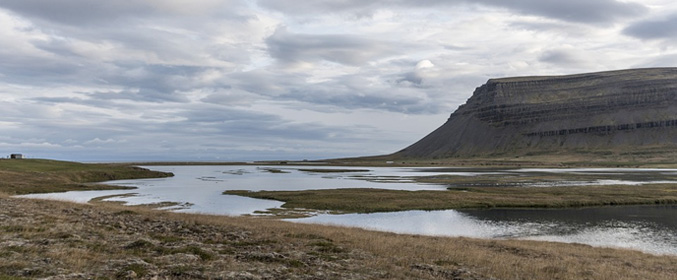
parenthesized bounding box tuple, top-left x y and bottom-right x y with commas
(2, 195, 676, 279)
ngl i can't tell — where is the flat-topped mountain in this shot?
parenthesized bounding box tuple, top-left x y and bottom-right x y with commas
(395, 68, 677, 160)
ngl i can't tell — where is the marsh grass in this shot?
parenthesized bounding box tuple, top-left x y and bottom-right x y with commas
(226, 184, 677, 213)
(0, 159, 172, 195)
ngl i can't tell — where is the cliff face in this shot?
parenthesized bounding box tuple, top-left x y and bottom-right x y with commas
(396, 68, 677, 158)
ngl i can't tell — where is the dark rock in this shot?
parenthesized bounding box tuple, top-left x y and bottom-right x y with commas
(396, 68, 677, 159)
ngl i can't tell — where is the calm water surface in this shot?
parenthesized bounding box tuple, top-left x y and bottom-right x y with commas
(292, 205, 677, 255)
(17, 165, 677, 255)
(18, 165, 449, 215)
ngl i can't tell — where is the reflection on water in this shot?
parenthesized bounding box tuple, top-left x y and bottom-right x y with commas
(291, 205, 677, 255)
(464, 205, 677, 255)
(16, 165, 677, 255)
(16, 165, 449, 215)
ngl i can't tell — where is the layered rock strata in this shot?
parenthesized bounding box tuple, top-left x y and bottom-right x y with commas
(396, 68, 677, 158)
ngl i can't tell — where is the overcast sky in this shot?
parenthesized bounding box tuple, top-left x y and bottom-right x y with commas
(1, 0, 676, 162)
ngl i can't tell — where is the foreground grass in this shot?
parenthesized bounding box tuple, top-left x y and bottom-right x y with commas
(0, 159, 172, 195)
(226, 184, 677, 213)
(1, 195, 676, 279)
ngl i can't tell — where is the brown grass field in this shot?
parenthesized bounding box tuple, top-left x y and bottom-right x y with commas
(2, 195, 677, 279)
(1, 159, 677, 279)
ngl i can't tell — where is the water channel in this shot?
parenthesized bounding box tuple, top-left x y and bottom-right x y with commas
(17, 165, 677, 255)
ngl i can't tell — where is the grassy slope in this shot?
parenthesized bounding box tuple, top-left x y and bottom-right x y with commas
(0, 159, 173, 195)
(329, 146, 677, 168)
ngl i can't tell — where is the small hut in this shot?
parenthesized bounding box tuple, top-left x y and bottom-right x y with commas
(10, 154, 23, 159)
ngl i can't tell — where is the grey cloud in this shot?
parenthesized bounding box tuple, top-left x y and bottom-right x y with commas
(31, 97, 87, 105)
(398, 72, 423, 86)
(444, 45, 472, 51)
(539, 49, 583, 66)
(0, 54, 82, 86)
(32, 38, 83, 58)
(90, 64, 225, 103)
(256, 1, 375, 17)
(257, 0, 646, 24)
(537, 48, 601, 71)
(2, 97, 362, 161)
(89, 89, 190, 103)
(282, 85, 443, 114)
(27, 64, 205, 104)
(483, 0, 646, 24)
(0, 0, 248, 26)
(0, 36, 95, 86)
(200, 90, 257, 106)
(509, 20, 584, 34)
(0, 33, 181, 91)
(265, 27, 399, 66)
(0, 21, 237, 101)
(167, 105, 362, 144)
(0, 0, 154, 25)
(229, 67, 445, 114)
(180, 106, 276, 125)
(105, 64, 203, 88)
(0, 1, 255, 73)
(228, 69, 307, 96)
(623, 15, 677, 40)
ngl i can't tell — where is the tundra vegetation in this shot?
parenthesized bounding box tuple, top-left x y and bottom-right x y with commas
(1, 159, 676, 279)
(0, 159, 172, 195)
(226, 184, 677, 214)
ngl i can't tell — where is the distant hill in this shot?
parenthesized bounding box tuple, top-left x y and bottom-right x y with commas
(394, 68, 677, 161)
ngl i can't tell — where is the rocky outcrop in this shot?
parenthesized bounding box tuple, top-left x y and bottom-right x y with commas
(396, 68, 677, 159)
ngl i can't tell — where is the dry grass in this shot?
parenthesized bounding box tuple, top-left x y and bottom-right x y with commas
(1, 196, 676, 279)
(173, 211, 677, 280)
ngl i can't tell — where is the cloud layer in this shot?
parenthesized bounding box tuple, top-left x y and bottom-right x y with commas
(0, 0, 675, 161)
(258, 0, 647, 24)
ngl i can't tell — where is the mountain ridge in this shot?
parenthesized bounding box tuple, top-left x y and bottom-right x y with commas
(393, 67, 677, 160)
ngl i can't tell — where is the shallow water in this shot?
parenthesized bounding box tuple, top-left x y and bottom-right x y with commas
(291, 205, 677, 255)
(17, 165, 449, 215)
(18, 165, 677, 214)
(16, 165, 677, 255)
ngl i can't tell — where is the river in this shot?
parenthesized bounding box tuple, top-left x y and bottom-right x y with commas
(17, 165, 677, 255)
